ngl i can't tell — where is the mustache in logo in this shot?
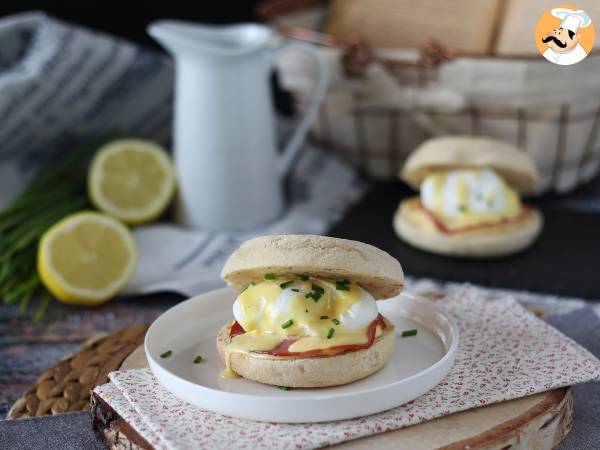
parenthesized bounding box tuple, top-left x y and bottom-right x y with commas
(542, 35, 567, 48)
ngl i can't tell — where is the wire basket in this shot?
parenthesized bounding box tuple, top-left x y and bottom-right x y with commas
(262, 1, 600, 194)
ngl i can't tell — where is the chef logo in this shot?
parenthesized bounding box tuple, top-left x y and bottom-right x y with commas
(535, 5, 595, 65)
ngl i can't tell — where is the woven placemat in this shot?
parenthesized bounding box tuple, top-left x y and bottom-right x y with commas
(7, 324, 148, 419)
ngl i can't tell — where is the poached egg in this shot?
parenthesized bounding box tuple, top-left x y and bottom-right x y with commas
(420, 168, 522, 229)
(223, 277, 381, 368)
(233, 279, 378, 337)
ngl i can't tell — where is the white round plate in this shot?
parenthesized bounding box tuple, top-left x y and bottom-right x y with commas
(145, 288, 459, 423)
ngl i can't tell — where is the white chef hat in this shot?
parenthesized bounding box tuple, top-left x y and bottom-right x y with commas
(551, 8, 592, 33)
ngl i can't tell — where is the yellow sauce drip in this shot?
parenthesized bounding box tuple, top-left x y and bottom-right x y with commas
(287, 335, 366, 352)
(222, 279, 378, 378)
(288, 327, 381, 352)
(221, 331, 288, 378)
(219, 368, 240, 379)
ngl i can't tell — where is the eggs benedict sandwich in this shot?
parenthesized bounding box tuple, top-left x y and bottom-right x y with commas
(217, 235, 404, 388)
(394, 136, 543, 258)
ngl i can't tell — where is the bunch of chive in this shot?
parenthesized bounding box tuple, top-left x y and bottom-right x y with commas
(0, 138, 108, 320)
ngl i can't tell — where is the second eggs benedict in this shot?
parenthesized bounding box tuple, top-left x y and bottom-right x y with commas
(395, 136, 543, 257)
(218, 235, 404, 388)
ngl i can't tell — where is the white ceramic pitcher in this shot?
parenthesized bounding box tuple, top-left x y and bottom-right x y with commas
(148, 21, 329, 229)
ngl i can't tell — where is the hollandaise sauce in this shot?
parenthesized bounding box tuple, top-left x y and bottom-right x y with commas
(220, 277, 383, 378)
(420, 169, 522, 230)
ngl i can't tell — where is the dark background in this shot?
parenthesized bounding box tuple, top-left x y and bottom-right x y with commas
(0, 2, 261, 49)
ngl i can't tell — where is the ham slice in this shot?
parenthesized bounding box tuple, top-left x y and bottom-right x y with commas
(228, 315, 387, 358)
(420, 205, 533, 235)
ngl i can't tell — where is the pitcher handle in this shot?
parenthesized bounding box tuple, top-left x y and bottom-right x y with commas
(271, 41, 329, 175)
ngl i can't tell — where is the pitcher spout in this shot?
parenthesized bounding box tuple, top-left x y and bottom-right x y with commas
(148, 20, 272, 57)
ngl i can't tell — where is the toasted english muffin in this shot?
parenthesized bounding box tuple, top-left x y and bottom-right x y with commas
(401, 136, 539, 193)
(221, 234, 404, 299)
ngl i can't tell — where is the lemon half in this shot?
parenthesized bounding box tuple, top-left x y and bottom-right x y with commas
(88, 139, 176, 224)
(38, 212, 138, 305)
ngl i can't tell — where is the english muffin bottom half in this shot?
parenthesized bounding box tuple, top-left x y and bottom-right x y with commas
(394, 198, 543, 258)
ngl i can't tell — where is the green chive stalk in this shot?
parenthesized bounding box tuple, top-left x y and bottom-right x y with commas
(0, 137, 109, 320)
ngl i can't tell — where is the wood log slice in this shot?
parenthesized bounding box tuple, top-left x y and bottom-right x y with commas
(90, 345, 573, 450)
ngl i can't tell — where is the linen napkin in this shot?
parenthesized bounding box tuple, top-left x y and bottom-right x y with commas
(93, 286, 600, 450)
(0, 11, 172, 201)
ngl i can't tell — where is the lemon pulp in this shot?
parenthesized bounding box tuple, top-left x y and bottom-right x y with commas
(88, 139, 176, 224)
(38, 212, 138, 305)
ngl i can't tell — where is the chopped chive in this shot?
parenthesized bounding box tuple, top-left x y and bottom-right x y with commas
(160, 350, 172, 359)
(278, 386, 290, 391)
(240, 282, 254, 293)
(304, 292, 322, 303)
(281, 319, 294, 329)
(327, 328, 335, 339)
(332, 318, 340, 325)
(320, 315, 329, 320)
(264, 273, 276, 280)
(298, 274, 309, 281)
(401, 329, 418, 337)
(335, 282, 350, 291)
(305, 292, 322, 302)
(458, 205, 467, 212)
(312, 284, 324, 294)
(279, 280, 294, 289)
(193, 355, 203, 364)
(291, 288, 300, 292)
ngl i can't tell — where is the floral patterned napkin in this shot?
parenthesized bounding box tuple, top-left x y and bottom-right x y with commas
(94, 286, 600, 450)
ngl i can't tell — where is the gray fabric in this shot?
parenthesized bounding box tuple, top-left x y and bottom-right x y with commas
(547, 308, 600, 450)
(1, 309, 598, 449)
(0, 411, 104, 449)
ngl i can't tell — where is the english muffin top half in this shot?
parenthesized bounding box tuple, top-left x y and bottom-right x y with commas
(400, 136, 539, 193)
(221, 235, 404, 300)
